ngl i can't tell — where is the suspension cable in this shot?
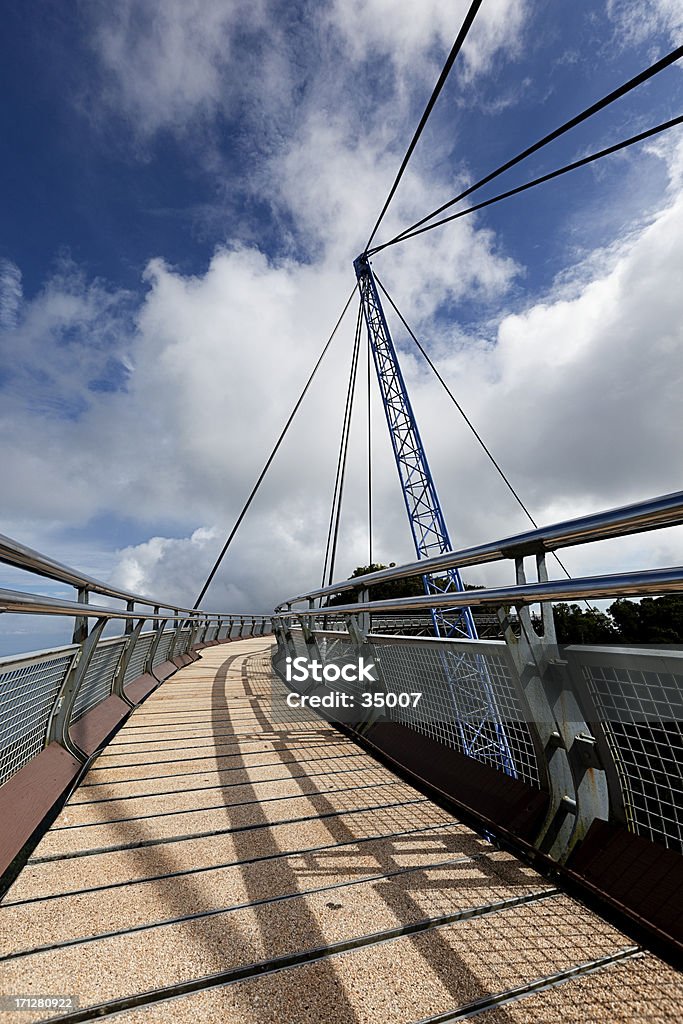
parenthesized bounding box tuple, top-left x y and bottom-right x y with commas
(369, 45, 683, 255)
(325, 304, 364, 591)
(364, 0, 485, 251)
(374, 273, 578, 583)
(370, 113, 683, 250)
(321, 301, 363, 590)
(367, 323, 373, 567)
(194, 286, 357, 608)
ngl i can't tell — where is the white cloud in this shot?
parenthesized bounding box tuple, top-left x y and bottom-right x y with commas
(108, 528, 247, 608)
(3, 126, 683, 612)
(2, 2, 682, 629)
(327, 0, 528, 81)
(0, 259, 22, 332)
(88, 0, 268, 139)
(607, 0, 683, 47)
(87, 0, 528, 145)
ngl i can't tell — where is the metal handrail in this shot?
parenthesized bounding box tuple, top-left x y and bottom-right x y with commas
(275, 566, 683, 617)
(0, 533, 167, 605)
(277, 489, 683, 608)
(0, 532, 229, 616)
(0, 589, 268, 622)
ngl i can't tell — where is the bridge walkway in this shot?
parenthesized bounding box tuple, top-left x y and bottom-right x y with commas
(0, 638, 681, 1023)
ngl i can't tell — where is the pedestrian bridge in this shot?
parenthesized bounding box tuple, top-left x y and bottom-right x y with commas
(0, 492, 682, 1022)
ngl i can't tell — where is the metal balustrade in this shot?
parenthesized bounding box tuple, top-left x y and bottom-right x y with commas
(0, 534, 272, 794)
(568, 645, 683, 853)
(0, 489, 680, 959)
(372, 636, 542, 789)
(122, 631, 156, 685)
(71, 636, 127, 722)
(273, 489, 683, 883)
(0, 647, 76, 787)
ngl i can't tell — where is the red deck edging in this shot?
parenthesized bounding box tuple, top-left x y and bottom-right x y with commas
(124, 671, 161, 704)
(567, 818, 683, 954)
(0, 743, 81, 881)
(356, 719, 549, 843)
(69, 695, 130, 756)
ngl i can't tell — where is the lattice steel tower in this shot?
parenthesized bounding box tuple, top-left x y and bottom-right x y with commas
(354, 252, 516, 774)
(354, 253, 477, 640)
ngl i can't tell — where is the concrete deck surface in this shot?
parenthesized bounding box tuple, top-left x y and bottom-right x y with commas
(0, 638, 681, 1023)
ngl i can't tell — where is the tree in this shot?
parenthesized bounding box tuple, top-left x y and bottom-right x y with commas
(326, 565, 683, 646)
(609, 595, 683, 644)
(551, 603, 619, 644)
(326, 563, 426, 606)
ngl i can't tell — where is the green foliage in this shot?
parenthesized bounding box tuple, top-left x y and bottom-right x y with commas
(327, 563, 425, 605)
(609, 595, 683, 644)
(329, 565, 683, 644)
(551, 603, 618, 644)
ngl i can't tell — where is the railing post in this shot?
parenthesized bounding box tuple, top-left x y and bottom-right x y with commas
(72, 587, 89, 644)
(166, 611, 181, 660)
(299, 599, 323, 665)
(343, 598, 386, 733)
(498, 554, 609, 863)
(188, 613, 202, 649)
(47, 616, 108, 759)
(357, 588, 370, 637)
(124, 600, 135, 635)
(280, 605, 297, 660)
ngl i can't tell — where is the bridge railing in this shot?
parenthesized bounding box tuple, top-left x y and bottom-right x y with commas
(0, 534, 271, 866)
(272, 490, 683, 955)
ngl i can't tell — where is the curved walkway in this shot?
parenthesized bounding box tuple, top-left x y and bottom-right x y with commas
(0, 639, 681, 1023)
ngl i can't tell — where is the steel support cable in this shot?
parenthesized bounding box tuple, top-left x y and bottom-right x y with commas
(364, 0, 485, 251)
(370, 113, 683, 249)
(368, 45, 683, 255)
(325, 304, 364, 590)
(322, 303, 363, 588)
(194, 285, 357, 609)
(367, 326, 373, 567)
(373, 273, 577, 584)
(321, 301, 364, 591)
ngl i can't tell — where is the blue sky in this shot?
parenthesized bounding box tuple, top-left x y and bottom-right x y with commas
(1, 0, 682, 654)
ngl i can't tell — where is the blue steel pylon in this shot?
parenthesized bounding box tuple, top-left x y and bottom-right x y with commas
(354, 253, 516, 774)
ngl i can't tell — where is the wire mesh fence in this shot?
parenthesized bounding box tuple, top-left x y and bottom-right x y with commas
(71, 638, 127, 722)
(372, 638, 541, 787)
(0, 649, 75, 786)
(123, 632, 156, 685)
(152, 630, 175, 666)
(570, 647, 683, 854)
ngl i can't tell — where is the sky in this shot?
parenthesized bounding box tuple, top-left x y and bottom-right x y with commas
(1, 0, 682, 654)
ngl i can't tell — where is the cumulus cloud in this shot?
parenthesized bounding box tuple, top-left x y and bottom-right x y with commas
(0, 259, 22, 332)
(109, 528, 247, 608)
(607, 0, 683, 47)
(2, 1, 682, 631)
(87, 0, 528, 141)
(328, 0, 528, 82)
(3, 145, 682, 614)
(0, 259, 134, 420)
(87, 0, 268, 139)
(410, 176, 683, 516)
